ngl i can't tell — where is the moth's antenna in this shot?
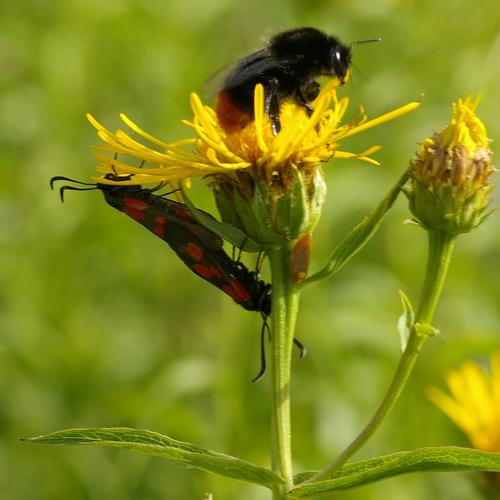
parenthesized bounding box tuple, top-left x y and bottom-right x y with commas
(252, 319, 268, 383)
(58, 185, 98, 202)
(50, 176, 98, 202)
(351, 38, 381, 47)
(49, 176, 95, 190)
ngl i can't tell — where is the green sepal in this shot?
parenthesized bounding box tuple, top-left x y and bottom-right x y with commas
(233, 188, 265, 242)
(213, 186, 245, 232)
(249, 183, 284, 244)
(397, 290, 415, 351)
(24, 427, 285, 489)
(182, 189, 262, 252)
(290, 447, 500, 497)
(275, 165, 309, 239)
(307, 167, 327, 233)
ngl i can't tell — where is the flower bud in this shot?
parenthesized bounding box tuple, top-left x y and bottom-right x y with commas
(408, 97, 495, 235)
(213, 165, 326, 246)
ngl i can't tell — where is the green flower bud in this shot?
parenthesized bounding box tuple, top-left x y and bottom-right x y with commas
(408, 96, 495, 235)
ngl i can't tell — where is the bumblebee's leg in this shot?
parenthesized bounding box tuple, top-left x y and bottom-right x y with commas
(264, 78, 282, 135)
(297, 81, 320, 117)
(303, 80, 320, 101)
(296, 92, 314, 116)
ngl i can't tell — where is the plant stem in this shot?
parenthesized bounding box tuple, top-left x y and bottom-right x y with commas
(301, 230, 456, 484)
(267, 245, 300, 498)
(415, 230, 455, 324)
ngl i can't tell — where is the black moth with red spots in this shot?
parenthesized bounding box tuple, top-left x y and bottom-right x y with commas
(50, 175, 271, 316)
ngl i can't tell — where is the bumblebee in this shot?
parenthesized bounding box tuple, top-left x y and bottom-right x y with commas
(215, 27, 377, 135)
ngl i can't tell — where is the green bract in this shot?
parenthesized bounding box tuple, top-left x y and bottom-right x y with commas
(213, 166, 326, 245)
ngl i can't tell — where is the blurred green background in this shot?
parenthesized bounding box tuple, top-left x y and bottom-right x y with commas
(1, 0, 499, 498)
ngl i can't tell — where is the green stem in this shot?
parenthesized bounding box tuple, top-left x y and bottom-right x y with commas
(301, 230, 456, 485)
(267, 245, 300, 498)
(415, 230, 456, 324)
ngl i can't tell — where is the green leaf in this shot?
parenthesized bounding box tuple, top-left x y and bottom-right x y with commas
(301, 168, 410, 287)
(24, 427, 284, 488)
(414, 322, 440, 338)
(182, 189, 262, 252)
(397, 290, 415, 351)
(290, 447, 500, 497)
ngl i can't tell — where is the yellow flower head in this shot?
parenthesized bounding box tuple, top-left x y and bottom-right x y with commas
(428, 353, 500, 452)
(88, 81, 420, 187)
(420, 96, 488, 159)
(88, 83, 419, 244)
(409, 96, 495, 235)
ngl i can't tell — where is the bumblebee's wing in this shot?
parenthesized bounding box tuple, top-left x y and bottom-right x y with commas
(203, 60, 237, 98)
(222, 48, 284, 90)
(205, 48, 298, 95)
(204, 49, 272, 97)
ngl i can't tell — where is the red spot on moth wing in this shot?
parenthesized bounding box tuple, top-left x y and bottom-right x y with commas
(222, 283, 238, 301)
(154, 215, 167, 224)
(152, 213, 168, 238)
(172, 205, 195, 222)
(186, 242, 204, 261)
(153, 224, 165, 237)
(215, 90, 251, 133)
(124, 196, 149, 211)
(123, 206, 147, 221)
(223, 278, 252, 304)
(192, 263, 214, 279)
(210, 266, 222, 279)
(183, 223, 223, 252)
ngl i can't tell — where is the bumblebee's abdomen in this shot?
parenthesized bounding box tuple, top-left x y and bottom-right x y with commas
(215, 90, 253, 133)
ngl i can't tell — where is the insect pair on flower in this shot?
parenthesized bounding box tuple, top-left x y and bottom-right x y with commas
(51, 27, 380, 378)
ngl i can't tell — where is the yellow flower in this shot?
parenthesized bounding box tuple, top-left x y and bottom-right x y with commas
(87, 82, 419, 244)
(428, 353, 500, 452)
(88, 81, 420, 186)
(419, 96, 488, 159)
(409, 96, 495, 235)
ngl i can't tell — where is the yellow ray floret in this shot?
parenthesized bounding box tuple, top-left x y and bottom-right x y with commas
(88, 83, 420, 185)
(428, 353, 500, 452)
(420, 95, 489, 159)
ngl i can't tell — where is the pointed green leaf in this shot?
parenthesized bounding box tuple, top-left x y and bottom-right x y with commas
(25, 427, 284, 488)
(290, 447, 500, 497)
(182, 189, 262, 252)
(301, 168, 410, 287)
(397, 290, 415, 351)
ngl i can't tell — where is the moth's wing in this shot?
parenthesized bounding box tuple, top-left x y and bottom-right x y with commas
(108, 190, 260, 308)
(144, 196, 224, 253)
(148, 213, 258, 306)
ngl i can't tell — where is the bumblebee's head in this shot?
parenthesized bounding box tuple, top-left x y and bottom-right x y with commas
(326, 40, 352, 84)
